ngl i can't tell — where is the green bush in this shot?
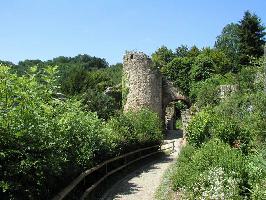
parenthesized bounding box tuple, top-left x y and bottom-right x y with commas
(126, 109, 163, 145)
(247, 148, 266, 199)
(0, 66, 106, 199)
(187, 94, 257, 152)
(171, 139, 246, 199)
(213, 92, 266, 146)
(104, 109, 163, 153)
(211, 116, 252, 154)
(80, 89, 118, 120)
(0, 66, 163, 199)
(187, 109, 213, 147)
(190, 73, 236, 107)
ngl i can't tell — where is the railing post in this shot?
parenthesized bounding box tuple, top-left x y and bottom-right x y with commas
(52, 145, 160, 200)
(124, 156, 127, 173)
(172, 141, 175, 152)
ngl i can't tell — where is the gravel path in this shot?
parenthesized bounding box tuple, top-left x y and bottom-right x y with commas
(100, 130, 184, 200)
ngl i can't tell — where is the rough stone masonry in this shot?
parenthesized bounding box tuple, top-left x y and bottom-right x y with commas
(123, 51, 190, 122)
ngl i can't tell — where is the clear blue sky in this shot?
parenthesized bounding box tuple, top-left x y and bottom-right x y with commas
(1, 0, 265, 64)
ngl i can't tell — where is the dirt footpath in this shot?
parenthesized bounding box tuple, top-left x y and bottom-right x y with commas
(101, 130, 184, 200)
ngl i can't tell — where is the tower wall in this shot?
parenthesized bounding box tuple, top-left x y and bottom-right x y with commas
(123, 52, 163, 117)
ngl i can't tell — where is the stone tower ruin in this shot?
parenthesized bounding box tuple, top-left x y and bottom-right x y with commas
(123, 51, 190, 121)
(123, 52, 163, 117)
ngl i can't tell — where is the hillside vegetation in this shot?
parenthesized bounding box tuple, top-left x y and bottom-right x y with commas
(0, 10, 265, 200)
(156, 11, 266, 200)
(0, 62, 162, 199)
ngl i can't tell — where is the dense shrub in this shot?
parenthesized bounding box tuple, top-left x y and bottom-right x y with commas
(211, 116, 252, 154)
(247, 148, 266, 199)
(190, 54, 215, 82)
(186, 109, 213, 147)
(0, 66, 163, 199)
(187, 92, 263, 153)
(213, 92, 266, 143)
(0, 66, 106, 199)
(80, 89, 118, 120)
(171, 139, 246, 199)
(189, 73, 236, 107)
(161, 57, 192, 95)
(104, 109, 163, 153)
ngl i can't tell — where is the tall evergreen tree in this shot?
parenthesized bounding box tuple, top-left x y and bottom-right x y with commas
(238, 11, 266, 65)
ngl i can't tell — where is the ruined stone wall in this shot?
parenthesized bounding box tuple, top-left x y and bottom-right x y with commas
(181, 109, 192, 136)
(123, 52, 163, 117)
(219, 84, 238, 99)
(181, 106, 198, 136)
(165, 103, 176, 130)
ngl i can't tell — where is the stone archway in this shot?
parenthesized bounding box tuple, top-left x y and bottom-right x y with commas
(162, 79, 190, 131)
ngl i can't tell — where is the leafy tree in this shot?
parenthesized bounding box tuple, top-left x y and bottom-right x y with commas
(187, 45, 201, 58)
(59, 65, 88, 94)
(151, 46, 175, 69)
(81, 89, 117, 120)
(238, 11, 266, 65)
(175, 45, 201, 59)
(15, 59, 45, 75)
(215, 23, 241, 72)
(190, 53, 216, 82)
(84, 64, 122, 92)
(175, 45, 189, 57)
(161, 57, 192, 95)
(200, 48, 232, 74)
(0, 65, 163, 199)
(0, 60, 14, 66)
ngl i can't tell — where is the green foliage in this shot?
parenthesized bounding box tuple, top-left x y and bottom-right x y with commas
(186, 45, 201, 58)
(104, 109, 163, 152)
(59, 65, 88, 94)
(122, 74, 129, 106)
(215, 92, 266, 141)
(175, 45, 189, 58)
(80, 89, 117, 120)
(190, 48, 232, 83)
(175, 45, 201, 59)
(190, 53, 216, 82)
(247, 148, 266, 199)
(9, 54, 111, 96)
(58, 64, 122, 119)
(187, 96, 256, 153)
(171, 139, 245, 199)
(161, 57, 192, 95)
(211, 115, 252, 154)
(237, 59, 265, 93)
(201, 48, 232, 75)
(238, 11, 266, 65)
(190, 73, 235, 107)
(215, 23, 241, 72)
(0, 66, 162, 199)
(84, 64, 122, 92)
(0, 65, 105, 199)
(215, 11, 265, 68)
(151, 46, 175, 69)
(187, 109, 213, 147)
(58, 63, 121, 95)
(126, 109, 163, 144)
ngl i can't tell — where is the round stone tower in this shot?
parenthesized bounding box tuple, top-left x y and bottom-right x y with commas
(123, 51, 163, 117)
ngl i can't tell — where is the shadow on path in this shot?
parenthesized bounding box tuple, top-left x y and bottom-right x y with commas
(99, 130, 183, 200)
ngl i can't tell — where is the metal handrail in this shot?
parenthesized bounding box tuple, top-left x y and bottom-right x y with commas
(52, 141, 175, 200)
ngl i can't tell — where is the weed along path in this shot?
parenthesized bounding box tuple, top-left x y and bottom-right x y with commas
(100, 130, 184, 200)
